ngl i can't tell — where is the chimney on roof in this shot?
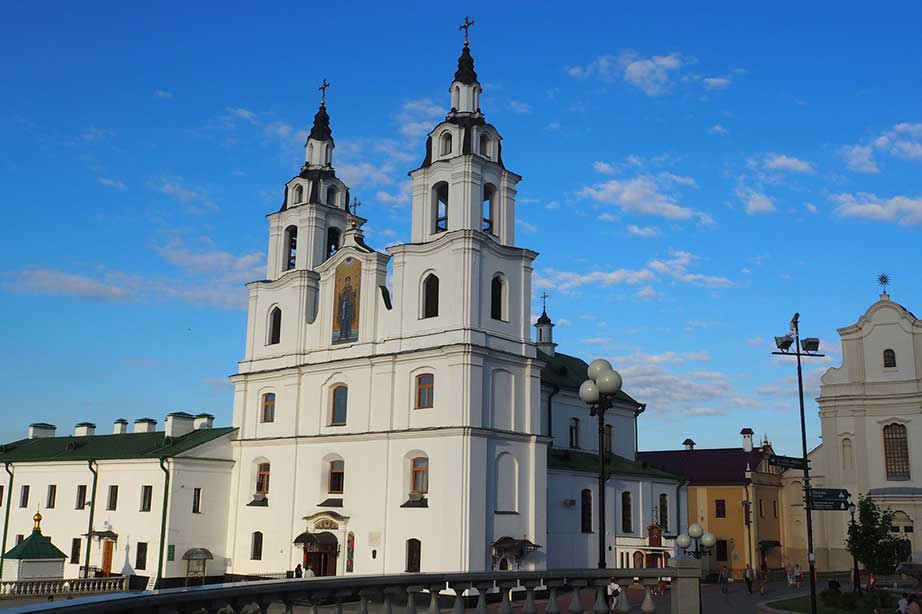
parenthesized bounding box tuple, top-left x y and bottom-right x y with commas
(27, 423, 56, 439)
(165, 412, 195, 438)
(741, 427, 754, 452)
(134, 418, 157, 433)
(74, 422, 96, 437)
(193, 413, 214, 430)
(113, 419, 128, 435)
(683, 438, 696, 451)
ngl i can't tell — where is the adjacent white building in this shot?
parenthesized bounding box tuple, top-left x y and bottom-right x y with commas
(0, 39, 685, 585)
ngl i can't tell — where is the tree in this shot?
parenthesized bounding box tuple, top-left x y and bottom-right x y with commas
(846, 495, 908, 574)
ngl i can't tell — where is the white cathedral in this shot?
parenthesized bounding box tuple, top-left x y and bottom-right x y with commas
(0, 40, 685, 585)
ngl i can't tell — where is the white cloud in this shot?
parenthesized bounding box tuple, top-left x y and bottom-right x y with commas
(582, 337, 614, 345)
(838, 144, 878, 173)
(568, 51, 686, 96)
(535, 268, 654, 292)
(709, 124, 728, 135)
(635, 285, 658, 299)
(682, 408, 726, 416)
(658, 172, 697, 187)
(803, 202, 817, 214)
(507, 100, 532, 114)
(2, 268, 135, 301)
(544, 122, 561, 131)
(839, 122, 922, 173)
(546, 201, 560, 210)
(153, 89, 174, 100)
(737, 188, 776, 215)
(98, 177, 126, 189)
(745, 337, 764, 346)
(224, 107, 259, 124)
(647, 249, 732, 288)
(593, 161, 619, 174)
(337, 162, 394, 189)
(579, 175, 711, 223)
(627, 224, 661, 238)
(396, 98, 445, 138)
(161, 181, 215, 212)
(702, 77, 732, 90)
(763, 154, 815, 174)
(598, 213, 619, 223)
(80, 126, 114, 142)
(832, 192, 922, 225)
(375, 181, 412, 207)
(516, 219, 538, 233)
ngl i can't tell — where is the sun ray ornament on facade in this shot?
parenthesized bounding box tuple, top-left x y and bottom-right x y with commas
(878, 272, 890, 296)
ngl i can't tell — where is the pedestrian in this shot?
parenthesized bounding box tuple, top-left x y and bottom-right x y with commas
(899, 593, 910, 614)
(719, 566, 730, 594)
(759, 562, 768, 595)
(305, 564, 316, 577)
(294, 563, 303, 578)
(793, 564, 803, 589)
(743, 564, 754, 594)
(907, 595, 921, 614)
(606, 579, 620, 611)
(786, 565, 794, 589)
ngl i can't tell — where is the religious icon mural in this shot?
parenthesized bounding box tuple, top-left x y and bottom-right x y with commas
(332, 257, 360, 343)
(346, 531, 355, 572)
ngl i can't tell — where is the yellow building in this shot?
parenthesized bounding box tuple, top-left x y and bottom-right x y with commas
(639, 428, 784, 578)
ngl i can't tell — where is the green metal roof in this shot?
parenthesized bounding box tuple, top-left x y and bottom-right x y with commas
(548, 447, 685, 482)
(538, 351, 641, 407)
(2, 530, 66, 560)
(0, 427, 236, 463)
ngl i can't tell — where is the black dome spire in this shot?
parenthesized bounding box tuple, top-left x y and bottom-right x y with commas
(536, 308, 552, 325)
(453, 46, 478, 85)
(308, 104, 333, 142)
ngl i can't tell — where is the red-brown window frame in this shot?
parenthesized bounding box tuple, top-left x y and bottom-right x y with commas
(410, 457, 429, 494)
(256, 463, 271, 494)
(415, 374, 434, 409)
(261, 393, 276, 423)
(328, 460, 345, 494)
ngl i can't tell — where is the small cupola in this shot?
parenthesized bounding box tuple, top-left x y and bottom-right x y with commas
(448, 18, 482, 115)
(683, 438, 696, 450)
(304, 79, 335, 169)
(534, 294, 557, 356)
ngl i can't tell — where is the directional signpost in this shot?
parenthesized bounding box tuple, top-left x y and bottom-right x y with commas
(768, 454, 807, 471)
(809, 488, 850, 511)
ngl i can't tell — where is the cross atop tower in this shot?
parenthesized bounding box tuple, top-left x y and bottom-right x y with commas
(459, 16, 475, 47)
(319, 78, 331, 105)
(541, 292, 549, 311)
(349, 196, 362, 227)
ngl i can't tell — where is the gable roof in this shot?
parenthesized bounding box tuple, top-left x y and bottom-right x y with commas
(636, 447, 767, 486)
(548, 448, 684, 482)
(539, 351, 641, 407)
(0, 427, 236, 463)
(3, 530, 66, 560)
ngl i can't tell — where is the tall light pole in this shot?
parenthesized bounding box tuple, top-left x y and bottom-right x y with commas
(579, 358, 623, 569)
(773, 313, 824, 614)
(848, 502, 861, 595)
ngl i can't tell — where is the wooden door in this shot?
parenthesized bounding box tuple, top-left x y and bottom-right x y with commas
(102, 541, 114, 576)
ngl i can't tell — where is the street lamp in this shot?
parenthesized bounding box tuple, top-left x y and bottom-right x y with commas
(677, 523, 717, 559)
(848, 502, 861, 595)
(579, 358, 623, 569)
(772, 312, 825, 614)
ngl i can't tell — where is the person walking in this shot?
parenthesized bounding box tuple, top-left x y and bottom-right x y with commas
(719, 566, 730, 594)
(606, 579, 621, 611)
(793, 564, 803, 589)
(759, 562, 768, 595)
(743, 564, 754, 594)
(906, 595, 921, 614)
(294, 563, 303, 578)
(305, 564, 316, 577)
(785, 565, 794, 589)
(899, 593, 910, 613)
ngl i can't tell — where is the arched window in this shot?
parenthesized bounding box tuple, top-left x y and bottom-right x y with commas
(324, 144, 332, 165)
(482, 184, 495, 234)
(326, 186, 338, 207)
(293, 184, 304, 204)
(415, 373, 434, 409)
(842, 438, 854, 476)
(451, 86, 460, 110)
(256, 462, 270, 494)
(884, 349, 897, 368)
(328, 460, 344, 494)
(251, 531, 263, 560)
(883, 423, 910, 480)
(410, 457, 429, 494)
(632, 551, 645, 568)
(580, 488, 592, 533)
(405, 538, 421, 572)
(422, 274, 439, 319)
(622, 492, 633, 533)
(308, 144, 314, 161)
(569, 417, 580, 448)
(491, 275, 506, 321)
(440, 132, 452, 156)
(284, 226, 298, 271)
(261, 393, 276, 423)
(268, 307, 282, 345)
(331, 386, 348, 426)
(659, 493, 669, 531)
(495, 453, 518, 512)
(326, 227, 341, 259)
(480, 133, 491, 159)
(603, 424, 613, 454)
(434, 183, 449, 233)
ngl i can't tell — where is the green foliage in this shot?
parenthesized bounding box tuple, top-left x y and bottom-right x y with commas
(859, 591, 894, 610)
(820, 588, 842, 608)
(846, 494, 908, 574)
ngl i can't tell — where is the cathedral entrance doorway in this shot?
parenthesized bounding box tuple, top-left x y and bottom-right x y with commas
(301, 532, 338, 576)
(101, 540, 114, 576)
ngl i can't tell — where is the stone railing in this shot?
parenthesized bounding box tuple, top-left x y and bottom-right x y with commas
(8, 560, 702, 614)
(0, 575, 127, 599)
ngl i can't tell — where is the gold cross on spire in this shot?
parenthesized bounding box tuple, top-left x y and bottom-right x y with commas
(349, 196, 362, 228)
(319, 78, 331, 105)
(459, 16, 475, 47)
(541, 292, 549, 311)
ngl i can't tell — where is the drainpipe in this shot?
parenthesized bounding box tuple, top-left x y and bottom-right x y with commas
(546, 386, 560, 443)
(84, 460, 98, 578)
(0, 463, 13, 577)
(744, 481, 755, 570)
(156, 457, 171, 589)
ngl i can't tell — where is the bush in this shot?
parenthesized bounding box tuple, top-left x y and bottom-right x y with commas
(860, 591, 894, 609)
(837, 592, 860, 611)
(820, 588, 842, 608)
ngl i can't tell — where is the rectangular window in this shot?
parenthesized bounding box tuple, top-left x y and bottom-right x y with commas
(107, 485, 118, 511)
(46, 484, 57, 509)
(716, 539, 728, 561)
(16, 534, 24, 545)
(329, 462, 344, 494)
(580, 489, 593, 533)
(140, 485, 153, 512)
(70, 538, 82, 564)
(192, 488, 202, 514)
(773, 500, 778, 518)
(19, 485, 30, 508)
(715, 499, 726, 518)
(569, 418, 580, 449)
(759, 499, 764, 518)
(0, 485, 4, 506)
(135, 541, 148, 570)
(75, 485, 87, 509)
(256, 463, 271, 494)
(167, 544, 175, 561)
(621, 492, 633, 533)
(415, 374, 434, 409)
(411, 458, 429, 494)
(261, 393, 276, 423)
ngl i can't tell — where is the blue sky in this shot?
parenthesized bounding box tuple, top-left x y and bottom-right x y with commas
(1, 2, 920, 455)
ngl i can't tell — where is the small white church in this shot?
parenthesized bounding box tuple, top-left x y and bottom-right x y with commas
(0, 35, 686, 585)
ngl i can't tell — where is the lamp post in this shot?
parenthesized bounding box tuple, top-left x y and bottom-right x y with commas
(773, 313, 824, 614)
(578, 358, 624, 569)
(676, 523, 717, 559)
(848, 502, 861, 595)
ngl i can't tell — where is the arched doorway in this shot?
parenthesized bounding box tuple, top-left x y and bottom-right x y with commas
(632, 551, 645, 568)
(295, 531, 338, 576)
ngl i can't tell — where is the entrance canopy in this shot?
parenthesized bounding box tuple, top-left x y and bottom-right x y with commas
(182, 548, 214, 561)
(294, 531, 337, 548)
(84, 530, 118, 541)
